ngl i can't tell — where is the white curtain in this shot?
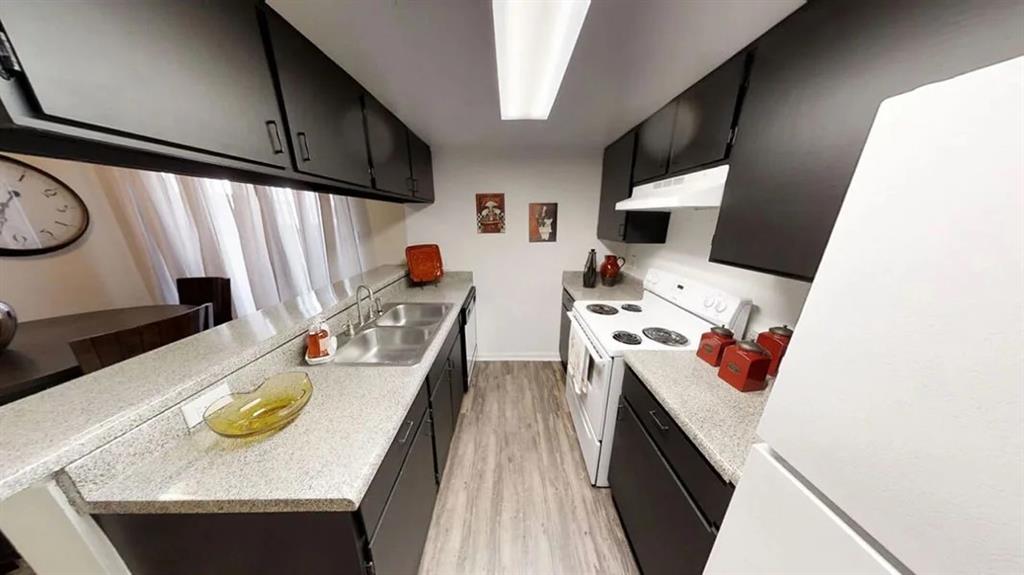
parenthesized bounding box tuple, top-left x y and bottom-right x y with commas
(94, 166, 372, 318)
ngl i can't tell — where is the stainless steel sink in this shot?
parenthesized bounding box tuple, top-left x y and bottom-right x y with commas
(334, 327, 433, 365)
(374, 303, 451, 327)
(333, 302, 452, 365)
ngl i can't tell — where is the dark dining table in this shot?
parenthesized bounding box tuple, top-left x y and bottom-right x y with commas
(0, 304, 197, 407)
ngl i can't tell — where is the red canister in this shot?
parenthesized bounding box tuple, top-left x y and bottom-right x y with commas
(756, 325, 794, 377)
(718, 341, 771, 392)
(697, 326, 736, 367)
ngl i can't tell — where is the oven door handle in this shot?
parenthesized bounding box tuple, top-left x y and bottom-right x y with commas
(566, 312, 608, 365)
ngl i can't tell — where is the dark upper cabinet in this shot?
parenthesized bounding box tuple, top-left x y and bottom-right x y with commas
(668, 51, 749, 174)
(597, 130, 670, 244)
(365, 95, 413, 197)
(408, 130, 435, 202)
(631, 101, 676, 184)
(710, 0, 1024, 280)
(263, 7, 371, 186)
(0, 0, 287, 168)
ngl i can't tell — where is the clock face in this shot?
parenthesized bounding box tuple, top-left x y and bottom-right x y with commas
(0, 156, 89, 256)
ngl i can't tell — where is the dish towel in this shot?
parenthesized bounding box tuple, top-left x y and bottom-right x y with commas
(567, 318, 589, 395)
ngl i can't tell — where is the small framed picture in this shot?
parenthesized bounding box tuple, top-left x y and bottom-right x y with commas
(529, 203, 557, 242)
(476, 193, 505, 234)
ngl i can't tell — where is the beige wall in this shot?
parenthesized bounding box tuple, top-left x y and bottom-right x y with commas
(404, 149, 624, 360)
(362, 199, 407, 268)
(0, 154, 155, 321)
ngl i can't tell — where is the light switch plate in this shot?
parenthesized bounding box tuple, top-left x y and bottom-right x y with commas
(180, 383, 231, 428)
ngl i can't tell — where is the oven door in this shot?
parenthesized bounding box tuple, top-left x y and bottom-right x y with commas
(566, 312, 613, 440)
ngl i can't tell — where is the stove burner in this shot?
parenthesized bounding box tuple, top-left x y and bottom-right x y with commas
(621, 303, 642, 313)
(586, 304, 619, 316)
(612, 331, 642, 345)
(643, 327, 689, 347)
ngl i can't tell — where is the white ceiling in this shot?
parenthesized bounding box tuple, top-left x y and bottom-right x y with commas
(268, 0, 803, 152)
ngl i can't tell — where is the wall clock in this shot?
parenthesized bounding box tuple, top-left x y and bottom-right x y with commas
(0, 155, 89, 256)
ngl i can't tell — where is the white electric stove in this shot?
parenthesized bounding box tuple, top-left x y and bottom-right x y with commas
(565, 268, 751, 486)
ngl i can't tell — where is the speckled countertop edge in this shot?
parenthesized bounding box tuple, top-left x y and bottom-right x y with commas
(63, 273, 474, 514)
(623, 351, 771, 484)
(0, 265, 409, 501)
(561, 270, 644, 302)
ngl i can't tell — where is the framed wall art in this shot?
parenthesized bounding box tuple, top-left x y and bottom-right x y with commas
(476, 193, 505, 233)
(528, 203, 557, 242)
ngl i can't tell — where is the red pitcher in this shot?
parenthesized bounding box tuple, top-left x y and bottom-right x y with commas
(599, 255, 625, 286)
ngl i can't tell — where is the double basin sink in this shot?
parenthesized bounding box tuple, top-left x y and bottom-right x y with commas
(334, 303, 452, 366)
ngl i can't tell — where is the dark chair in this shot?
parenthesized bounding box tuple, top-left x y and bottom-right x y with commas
(69, 303, 212, 374)
(176, 277, 232, 326)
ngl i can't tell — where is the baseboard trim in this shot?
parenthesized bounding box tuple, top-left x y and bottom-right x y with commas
(476, 354, 561, 362)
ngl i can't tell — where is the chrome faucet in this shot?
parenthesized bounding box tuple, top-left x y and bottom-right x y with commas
(355, 284, 376, 326)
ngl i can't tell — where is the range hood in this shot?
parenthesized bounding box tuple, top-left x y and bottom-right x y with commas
(616, 164, 729, 211)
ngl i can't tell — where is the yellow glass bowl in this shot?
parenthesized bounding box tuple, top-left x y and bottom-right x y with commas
(203, 372, 313, 438)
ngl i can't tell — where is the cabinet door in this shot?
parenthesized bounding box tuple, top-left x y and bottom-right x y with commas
(631, 101, 676, 184)
(710, 0, 1024, 280)
(609, 399, 715, 575)
(370, 413, 437, 575)
(429, 368, 455, 482)
(596, 131, 635, 241)
(668, 51, 748, 174)
(408, 130, 435, 202)
(263, 7, 371, 186)
(0, 0, 287, 167)
(448, 331, 466, 423)
(365, 95, 413, 197)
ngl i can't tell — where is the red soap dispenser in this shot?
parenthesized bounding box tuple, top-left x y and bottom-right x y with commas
(697, 326, 736, 367)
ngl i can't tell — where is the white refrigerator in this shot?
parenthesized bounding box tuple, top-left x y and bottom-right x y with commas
(706, 56, 1024, 575)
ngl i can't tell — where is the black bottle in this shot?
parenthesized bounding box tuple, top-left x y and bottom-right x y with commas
(583, 249, 598, 288)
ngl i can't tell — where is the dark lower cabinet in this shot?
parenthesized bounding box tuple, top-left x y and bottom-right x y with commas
(609, 398, 716, 575)
(711, 0, 1024, 280)
(0, 0, 287, 168)
(369, 407, 437, 575)
(263, 7, 371, 186)
(96, 512, 367, 575)
(428, 324, 464, 482)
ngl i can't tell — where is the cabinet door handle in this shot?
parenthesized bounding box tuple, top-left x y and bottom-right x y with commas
(648, 410, 670, 432)
(265, 121, 284, 154)
(397, 418, 415, 444)
(406, 176, 416, 194)
(298, 132, 311, 162)
(617, 223, 626, 239)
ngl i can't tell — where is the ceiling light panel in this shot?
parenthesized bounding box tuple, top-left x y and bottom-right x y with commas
(493, 0, 591, 120)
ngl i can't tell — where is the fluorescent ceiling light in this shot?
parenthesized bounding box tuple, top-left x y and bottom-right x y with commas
(493, 0, 591, 120)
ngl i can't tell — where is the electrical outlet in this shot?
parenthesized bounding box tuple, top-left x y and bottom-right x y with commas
(180, 383, 231, 428)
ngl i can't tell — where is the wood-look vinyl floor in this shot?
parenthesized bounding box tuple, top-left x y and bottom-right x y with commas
(419, 361, 639, 575)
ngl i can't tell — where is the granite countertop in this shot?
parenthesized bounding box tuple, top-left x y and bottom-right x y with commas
(0, 265, 409, 502)
(623, 351, 771, 484)
(62, 273, 474, 514)
(561, 270, 644, 302)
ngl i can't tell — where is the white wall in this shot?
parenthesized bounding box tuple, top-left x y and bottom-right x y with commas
(626, 208, 811, 337)
(0, 154, 155, 321)
(405, 149, 623, 360)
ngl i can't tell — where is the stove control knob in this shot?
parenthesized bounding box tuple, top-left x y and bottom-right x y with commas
(715, 300, 728, 313)
(703, 296, 714, 308)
